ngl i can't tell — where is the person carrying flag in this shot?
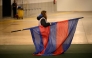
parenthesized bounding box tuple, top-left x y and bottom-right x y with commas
(11, 10, 84, 56)
(29, 10, 83, 56)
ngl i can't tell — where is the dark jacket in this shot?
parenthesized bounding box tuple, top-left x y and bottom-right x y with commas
(37, 14, 50, 27)
(40, 19, 50, 27)
(12, 3, 17, 10)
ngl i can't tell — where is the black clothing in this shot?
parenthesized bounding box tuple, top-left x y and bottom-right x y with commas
(12, 3, 17, 18)
(37, 14, 43, 20)
(40, 19, 50, 27)
(37, 14, 50, 27)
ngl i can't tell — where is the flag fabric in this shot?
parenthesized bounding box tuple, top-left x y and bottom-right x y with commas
(30, 18, 79, 56)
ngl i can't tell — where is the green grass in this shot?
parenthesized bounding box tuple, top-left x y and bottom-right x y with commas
(0, 44, 92, 58)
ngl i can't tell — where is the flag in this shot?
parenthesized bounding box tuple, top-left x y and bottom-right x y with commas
(30, 18, 79, 56)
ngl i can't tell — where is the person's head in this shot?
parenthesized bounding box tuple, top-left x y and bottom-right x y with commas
(37, 10, 47, 20)
(41, 10, 47, 19)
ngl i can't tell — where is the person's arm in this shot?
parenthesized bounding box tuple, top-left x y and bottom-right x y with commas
(41, 19, 51, 27)
(37, 14, 43, 20)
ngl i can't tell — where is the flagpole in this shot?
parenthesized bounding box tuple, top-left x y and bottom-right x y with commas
(11, 28, 30, 33)
(70, 17, 84, 20)
(11, 17, 84, 33)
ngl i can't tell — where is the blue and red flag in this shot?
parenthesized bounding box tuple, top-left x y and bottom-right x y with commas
(30, 18, 81, 56)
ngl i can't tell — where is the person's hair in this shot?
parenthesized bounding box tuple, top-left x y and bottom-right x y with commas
(14, 0, 16, 3)
(41, 10, 47, 19)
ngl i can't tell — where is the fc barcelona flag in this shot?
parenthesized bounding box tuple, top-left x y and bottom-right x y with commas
(30, 17, 83, 56)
